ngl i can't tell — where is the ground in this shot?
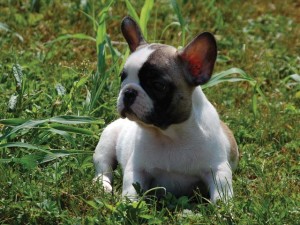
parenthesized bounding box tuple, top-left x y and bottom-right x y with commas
(0, 0, 299, 224)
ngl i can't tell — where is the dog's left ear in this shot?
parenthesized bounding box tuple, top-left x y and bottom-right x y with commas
(178, 32, 217, 85)
(121, 16, 147, 52)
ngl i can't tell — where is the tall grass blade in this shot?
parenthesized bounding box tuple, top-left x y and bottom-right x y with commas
(0, 119, 46, 141)
(0, 116, 103, 141)
(140, 0, 154, 38)
(49, 124, 94, 136)
(48, 115, 103, 124)
(201, 67, 256, 90)
(124, 0, 140, 23)
(79, 9, 99, 29)
(170, 0, 186, 46)
(0, 116, 103, 126)
(87, 1, 114, 113)
(0, 118, 28, 126)
(106, 35, 122, 64)
(96, 0, 113, 57)
(0, 142, 93, 168)
(0, 142, 51, 154)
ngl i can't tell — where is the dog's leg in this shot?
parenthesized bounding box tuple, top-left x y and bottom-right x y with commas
(122, 169, 151, 201)
(203, 163, 233, 203)
(93, 124, 119, 192)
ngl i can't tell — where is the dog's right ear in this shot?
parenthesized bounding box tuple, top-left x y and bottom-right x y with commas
(178, 32, 217, 86)
(121, 16, 147, 52)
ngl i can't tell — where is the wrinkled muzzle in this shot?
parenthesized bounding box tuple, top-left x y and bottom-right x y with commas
(117, 83, 154, 123)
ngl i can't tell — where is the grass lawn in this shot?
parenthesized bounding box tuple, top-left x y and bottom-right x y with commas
(0, 0, 299, 224)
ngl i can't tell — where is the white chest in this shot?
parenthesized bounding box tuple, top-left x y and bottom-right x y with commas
(117, 124, 225, 175)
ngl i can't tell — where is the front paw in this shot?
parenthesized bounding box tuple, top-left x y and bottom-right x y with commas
(210, 189, 233, 203)
(93, 175, 113, 192)
(102, 181, 113, 192)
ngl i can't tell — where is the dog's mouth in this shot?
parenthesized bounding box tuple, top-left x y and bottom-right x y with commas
(120, 107, 137, 119)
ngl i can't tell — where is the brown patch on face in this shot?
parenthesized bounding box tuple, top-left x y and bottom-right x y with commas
(220, 121, 239, 170)
(137, 44, 195, 129)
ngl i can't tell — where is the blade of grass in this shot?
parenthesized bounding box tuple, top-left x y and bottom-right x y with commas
(170, 0, 186, 46)
(201, 67, 267, 115)
(160, 21, 180, 41)
(124, 0, 140, 23)
(96, 0, 114, 58)
(0, 118, 28, 126)
(140, 0, 154, 39)
(47, 128, 76, 148)
(0, 22, 23, 42)
(48, 116, 103, 125)
(201, 67, 256, 90)
(79, 9, 99, 30)
(0, 142, 52, 154)
(38, 150, 93, 164)
(49, 124, 94, 136)
(47, 33, 96, 45)
(0, 143, 93, 168)
(0, 116, 103, 141)
(0, 119, 46, 141)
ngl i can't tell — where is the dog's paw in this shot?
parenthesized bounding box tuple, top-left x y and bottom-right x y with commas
(93, 175, 113, 192)
(124, 194, 139, 202)
(102, 181, 113, 192)
(210, 190, 233, 203)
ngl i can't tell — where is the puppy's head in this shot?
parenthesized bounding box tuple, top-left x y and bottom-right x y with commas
(117, 16, 217, 129)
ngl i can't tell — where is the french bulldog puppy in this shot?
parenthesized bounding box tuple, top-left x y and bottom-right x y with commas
(93, 16, 239, 203)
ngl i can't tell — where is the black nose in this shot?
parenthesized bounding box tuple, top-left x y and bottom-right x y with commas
(123, 89, 138, 107)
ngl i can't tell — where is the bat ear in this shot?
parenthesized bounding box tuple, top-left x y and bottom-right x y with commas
(121, 16, 147, 52)
(178, 32, 217, 85)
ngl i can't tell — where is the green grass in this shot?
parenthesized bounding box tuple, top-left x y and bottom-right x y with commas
(0, 0, 299, 224)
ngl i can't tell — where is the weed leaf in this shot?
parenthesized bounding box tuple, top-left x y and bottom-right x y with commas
(140, 0, 154, 38)
(49, 124, 94, 136)
(0, 118, 28, 126)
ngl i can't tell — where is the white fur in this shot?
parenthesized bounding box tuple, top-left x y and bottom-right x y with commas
(94, 87, 235, 203)
(122, 46, 154, 87)
(117, 47, 155, 120)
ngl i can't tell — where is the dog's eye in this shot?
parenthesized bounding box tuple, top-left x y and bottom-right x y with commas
(153, 81, 167, 92)
(120, 71, 127, 82)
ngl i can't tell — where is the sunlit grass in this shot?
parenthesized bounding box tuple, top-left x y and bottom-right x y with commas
(0, 0, 299, 224)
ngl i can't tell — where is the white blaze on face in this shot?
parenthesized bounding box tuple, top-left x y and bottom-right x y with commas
(121, 46, 155, 87)
(117, 46, 155, 121)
